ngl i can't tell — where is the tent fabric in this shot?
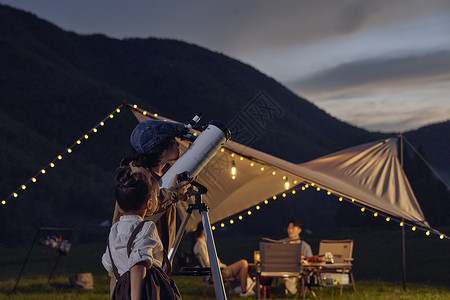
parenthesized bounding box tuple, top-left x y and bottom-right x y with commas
(129, 107, 430, 232)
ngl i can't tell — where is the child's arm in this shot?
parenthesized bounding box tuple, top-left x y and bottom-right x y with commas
(130, 261, 147, 300)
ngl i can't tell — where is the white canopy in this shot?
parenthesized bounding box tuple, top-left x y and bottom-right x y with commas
(130, 107, 431, 233)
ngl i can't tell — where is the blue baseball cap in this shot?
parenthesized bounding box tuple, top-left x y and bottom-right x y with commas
(130, 120, 186, 154)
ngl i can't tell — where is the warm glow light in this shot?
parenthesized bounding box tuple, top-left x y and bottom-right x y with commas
(305, 184, 309, 188)
(231, 153, 235, 157)
(256, 206, 260, 210)
(351, 198, 355, 202)
(41, 169, 46, 174)
(231, 167, 236, 176)
(260, 167, 264, 171)
(302, 187, 306, 191)
(231, 175, 236, 180)
(239, 157, 244, 161)
(247, 211, 252, 215)
(193, 132, 198, 136)
(327, 191, 331, 195)
(374, 212, 378, 217)
(67, 148, 72, 153)
(440, 235, 444, 239)
(339, 197, 343, 201)
(221, 148, 225, 152)
(58, 155, 62, 160)
(13, 193, 18, 198)
(426, 231, 430, 236)
(264, 200, 269, 204)
(316, 187, 320, 191)
(109, 114, 114, 118)
(311, 183, 315, 186)
(100, 122, 105, 126)
(93, 128, 97, 133)
(282, 176, 287, 180)
(84, 134, 89, 139)
(282, 193, 286, 197)
(230, 220, 234, 224)
(293, 180, 298, 184)
(272, 171, 276, 175)
(272, 196, 277, 200)
(143, 111, 147, 115)
(239, 215, 243, 220)
(21, 185, 26, 190)
(133, 104, 137, 108)
(50, 163, 55, 167)
(212, 226, 216, 230)
(360, 207, 365, 212)
(412, 226, 417, 231)
(32, 178, 37, 182)
(284, 182, 290, 190)
(1, 200, 5, 205)
(77, 140, 81, 144)
(116, 108, 120, 113)
(154, 113, 158, 117)
(292, 190, 296, 194)
(250, 163, 254, 167)
(400, 222, 404, 227)
(386, 217, 390, 222)
(221, 223, 225, 227)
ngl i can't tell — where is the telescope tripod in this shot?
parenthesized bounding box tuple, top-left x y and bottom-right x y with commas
(168, 181, 227, 300)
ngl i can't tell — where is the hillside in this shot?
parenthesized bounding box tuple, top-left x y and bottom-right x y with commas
(0, 4, 448, 244)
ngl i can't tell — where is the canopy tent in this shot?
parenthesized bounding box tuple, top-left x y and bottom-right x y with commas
(129, 105, 445, 237)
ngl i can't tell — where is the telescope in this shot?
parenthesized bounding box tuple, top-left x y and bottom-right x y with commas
(159, 117, 231, 188)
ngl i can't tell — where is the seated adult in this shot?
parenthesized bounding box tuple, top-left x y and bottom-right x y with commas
(192, 222, 255, 297)
(280, 219, 313, 295)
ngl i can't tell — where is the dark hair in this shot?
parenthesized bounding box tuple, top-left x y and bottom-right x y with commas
(114, 166, 154, 212)
(288, 219, 302, 229)
(121, 137, 174, 169)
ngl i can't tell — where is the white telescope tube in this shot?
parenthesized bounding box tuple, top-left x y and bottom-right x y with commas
(159, 120, 231, 188)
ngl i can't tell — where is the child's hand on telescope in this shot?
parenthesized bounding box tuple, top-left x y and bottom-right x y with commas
(172, 174, 192, 197)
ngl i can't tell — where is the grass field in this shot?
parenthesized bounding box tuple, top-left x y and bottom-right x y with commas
(1, 227, 449, 299)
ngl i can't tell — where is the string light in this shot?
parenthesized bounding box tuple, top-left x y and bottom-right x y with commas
(272, 171, 276, 175)
(260, 167, 265, 171)
(316, 187, 320, 191)
(264, 200, 269, 204)
(373, 212, 378, 217)
(400, 222, 404, 227)
(221, 223, 225, 228)
(426, 231, 430, 236)
(256, 206, 260, 210)
(230, 153, 235, 158)
(154, 113, 158, 117)
(327, 191, 331, 195)
(302, 186, 306, 191)
(272, 196, 277, 200)
(250, 162, 254, 167)
(247, 211, 252, 215)
(230, 220, 234, 224)
(212, 226, 216, 231)
(412, 226, 417, 231)
(440, 235, 444, 239)
(238, 216, 243, 220)
(1, 103, 124, 207)
(339, 197, 343, 201)
(282, 193, 286, 197)
(221, 148, 225, 152)
(360, 207, 365, 212)
(292, 190, 296, 194)
(386, 217, 391, 222)
(239, 157, 244, 161)
(293, 180, 298, 184)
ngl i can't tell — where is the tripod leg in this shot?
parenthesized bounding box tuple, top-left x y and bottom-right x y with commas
(201, 211, 227, 300)
(13, 229, 40, 292)
(168, 208, 193, 264)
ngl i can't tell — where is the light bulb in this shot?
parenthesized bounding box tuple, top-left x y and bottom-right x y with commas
(339, 197, 343, 201)
(1, 200, 5, 205)
(84, 134, 89, 139)
(13, 193, 18, 198)
(272, 171, 276, 175)
(100, 122, 104, 126)
(400, 222, 404, 227)
(21, 185, 26, 190)
(221, 148, 225, 152)
(412, 226, 416, 231)
(41, 169, 46, 174)
(264, 200, 269, 204)
(260, 167, 264, 171)
(133, 104, 137, 108)
(247, 211, 252, 215)
(93, 128, 98, 133)
(361, 207, 365, 212)
(239, 215, 243, 220)
(386, 217, 390, 222)
(32, 178, 37, 182)
(58, 155, 62, 160)
(230, 220, 234, 224)
(67, 148, 72, 153)
(292, 190, 296, 194)
(143, 111, 147, 115)
(212, 226, 216, 230)
(154, 113, 158, 117)
(272, 196, 277, 200)
(50, 163, 55, 167)
(221, 223, 225, 227)
(77, 140, 81, 144)
(426, 231, 430, 236)
(116, 108, 120, 113)
(256, 205, 260, 210)
(109, 114, 114, 118)
(284, 181, 290, 190)
(231, 153, 235, 157)
(374, 212, 378, 217)
(282, 193, 286, 197)
(250, 163, 254, 167)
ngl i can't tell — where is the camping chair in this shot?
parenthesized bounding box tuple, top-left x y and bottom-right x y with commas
(308, 239, 356, 295)
(256, 239, 303, 299)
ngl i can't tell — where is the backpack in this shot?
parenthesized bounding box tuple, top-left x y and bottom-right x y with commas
(108, 220, 182, 300)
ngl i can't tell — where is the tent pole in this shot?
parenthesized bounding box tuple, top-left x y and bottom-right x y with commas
(400, 133, 407, 291)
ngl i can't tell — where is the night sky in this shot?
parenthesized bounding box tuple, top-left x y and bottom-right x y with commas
(2, 0, 449, 132)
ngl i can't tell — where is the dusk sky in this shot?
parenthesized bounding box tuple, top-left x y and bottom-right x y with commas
(2, 0, 449, 132)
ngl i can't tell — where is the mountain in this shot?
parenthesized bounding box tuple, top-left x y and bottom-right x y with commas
(0, 4, 448, 244)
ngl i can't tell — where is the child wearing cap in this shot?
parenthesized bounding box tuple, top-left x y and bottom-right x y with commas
(112, 120, 192, 253)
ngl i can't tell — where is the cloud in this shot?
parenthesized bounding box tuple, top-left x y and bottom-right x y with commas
(287, 50, 450, 95)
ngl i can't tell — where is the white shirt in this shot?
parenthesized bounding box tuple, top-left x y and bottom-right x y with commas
(102, 215, 163, 277)
(193, 238, 226, 268)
